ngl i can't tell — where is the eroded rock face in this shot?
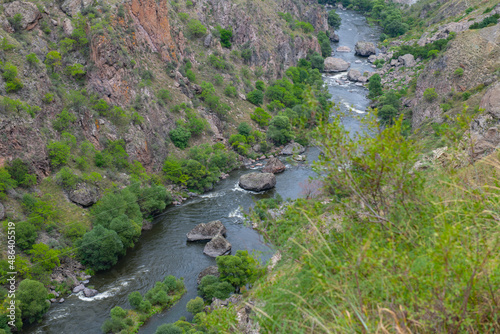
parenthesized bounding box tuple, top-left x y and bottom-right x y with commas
(398, 54, 416, 67)
(187, 220, 227, 241)
(4, 1, 41, 31)
(203, 234, 231, 257)
(480, 82, 500, 119)
(239, 173, 276, 192)
(281, 142, 305, 155)
(262, 157, 286, 174)
(61, 0, 92, 16)
(197, 265, 220, 284)
(324, 57, 350, 72)
(354, 41, 376, 56)
(67, 183, 99, 207)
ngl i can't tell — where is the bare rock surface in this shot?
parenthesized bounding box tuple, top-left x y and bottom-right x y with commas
(281, 142, 305, 155)
(4, 1, 41, 30)
(67, 183, 99, 207)
(239, 173, 276, 192)
(203, 234, 231, 257)
(197, 265, 220, 284)
(262, 157, 286, 174)
(187, 220, 227, 241)
(354, 41, 376, 56)
(324, 57, 350, 72)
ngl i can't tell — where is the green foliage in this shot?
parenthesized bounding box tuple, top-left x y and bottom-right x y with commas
(393, 37, 451, 60)
(255, 81, 265, 91)
(26, 53, 40, 65)
(424, 88, 438, 102)
(15, 221, 38, 251)
(0, 168, 16, 199)
(77, 224, 124, 271)
(29, 243, 60, 272)
(186, 111, 207, 136)
(454, 67, 464, 77)
(6, 159, 35, 188)
(186, 297, 204, 314)
(157, 89, 172, 106)
(216, 250, 262, 289)
(52, 109, 77, 132)
(198, 81, 230, 117)
(169, 126, 191, 149)
(47, 140, 71, 167)
(368, 73, 382, 99)
(187, 19, 207, 38)
(8, 13, 23, 31)
(295, 21, 314, 33)
(55, 167, 79, 188)
(224, 85, 237, 97)
(328, 10, 341, 29)
(217, 26, 233, 48)
(251, 107, 271, 127)
(155, 324, 182, 334)
(44, 51, 62, 72)
(94, 140, 129, 169)
(246, 90, 264, 106)
(317, 31, 332, 58)
(128, 291, 143, 309)
(17, 280, 50, 324)
(198, 275, 234, 301)
(470, 13, 499, 29)
(42, 93, 54, 104)
(2, 62, 23, 92)
(207, 54, 231, 71)
(66, 64, 86, 78)
(0, 37, 15, 51)
(237, 122, 252, 137)
(267, 116, 293, 145)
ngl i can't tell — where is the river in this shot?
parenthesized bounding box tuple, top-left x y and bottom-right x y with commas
(24, 9, 379, 334)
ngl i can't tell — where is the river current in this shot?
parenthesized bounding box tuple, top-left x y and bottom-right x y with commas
(24, 9, 380, 334)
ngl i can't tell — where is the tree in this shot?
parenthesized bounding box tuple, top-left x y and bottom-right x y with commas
(169, 126, 191, 149)
(378, 105, 398, 125)
(368, 74, 383, 99)
(423, 88, 438, 102)
(186, 297, 204, 314)
(0, 168, 16, 199)
(251, 107, 271, 127)
(16, 221, 38, 250)
(216, 250, 262, 290)
(29, 243, 60, 272)
(267, 116, 293, 145)
(44, 51, 62, 72)
(198, 275, 234, 301)
(128, 291, 143, 309)
(17, 280, 50, 324)
(47, 141, 71, 167)
(246, 90, 264, 106)
(52, 109, 76, 132)
(328, 10, 341, 29)
(77, 225, 124, 271)
(187, 19, 207, 38)
(237, 122, 252, 137)
(218, 27, 233, 48)
(155, 324, 182, 334)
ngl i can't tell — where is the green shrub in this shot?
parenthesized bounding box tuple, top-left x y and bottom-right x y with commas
(94, 140, 129, 169)
(198, 275, 234, 301)
(317, 31, 332, 58)
(15, 221, 38, 250)
(77, 225, 124, 271)
(8, 13, 23, 31)
(237, 122, 252, 137)
(55, 167, 79, 188)
(246, 90, 264, 106)
(128, 291, 143, 309)
(26, 53, 40, 65)
(179, 12, 189, 21)
(328, 10, 341, 29)
(186, 297, 204, 314)
(2, 62, 23, 92)
(217, 26, 233, 48)
(157, 89, 172, 106)
(45, 51, 62, 72)
(216, 250, 262, 289)
(295, 21, 314, 33)
(470, 13, 499, 29)
(102, 317, 127, 333)
(378, 105, 398, 125)
(214, 74, 224, 86)
(66, 64, 86, 78)
(155, 324, 182, 334)
(462, 91, 471, 100)
(186, 69, 196, 82)
(187, 19, 207, 38)
(267, 115, 293, 145)
(29, 243, 60, 272)
(224, 85, 237, 97)
(17, 280, 50, 324)
(6, 159, 36, 188)
(251, 107, 272, 127)
(440, 103, 452, 112)
(53, 109, 77, 132)
(169, 126, 191, 149)
(454, 67, 464, 77)
(423, 88, 438, 102)
(47, 141, 71, 167)
(43, 93, 54, 104)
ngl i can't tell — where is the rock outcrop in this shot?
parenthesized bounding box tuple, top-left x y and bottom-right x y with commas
(324, 57, 350, 72)
(67, 183, 99, 207)
(281, 142, 306, 155)
(354, 41, 376, 56)
(262, 157, 286, 174)
(480, 82, 500, 119)
(347, 69, 362, 82)
(60, 0, 92, 17)
(239, 173, 276, 192)
(187, 220, 227, 241)
(197, 265, 220, 284)
(398, 54, 416, 67)
(203, 234, 231, 257)
(4, 1, 40, 31)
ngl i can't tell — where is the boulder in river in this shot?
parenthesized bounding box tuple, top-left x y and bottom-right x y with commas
(83, 288, 98, 297)
(262, 157, 286, 174)
(347, 69, 362, 82)
(324, 57, 350, 72)
(187, 220, 227, 241)
(67, 183, 99, 207)
(354, 41, 376, 56)
(281, 142, 306, 155)
(72, 284, 85, 294)
(239, 173, 276, 192)
(203, 234, 231, 257)
(330, 32, 340, 42)
(197, 265, 220, 284)
(336, 46, 351, 52)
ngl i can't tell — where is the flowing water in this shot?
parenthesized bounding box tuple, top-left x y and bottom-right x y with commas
(25, 9, 379, 334)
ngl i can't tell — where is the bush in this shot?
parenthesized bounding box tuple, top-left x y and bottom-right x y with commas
(45, 51, 62, 72)
(186, 297, 204, 314)
(128, 291, 143, 309)
(378, 105, 398, 125)
(52, 109, 76, 132)
(317, 32, 332, 58)
(102, 317, 127, 333)
(368, 74, 383, 99)
(155, 324, 183, 334)
(16, 221, 38, 250)
(2, 62, 23, 92)
(251, 107, 272, 127)
(295, 21, 314, 33)
(198, 275, 234, 301)
(440, 103, 452, 112)
(454, 67, 464, 77)
(224, 85, 237, 97)
(423, 88, 438, 102)
(77, 225, 124, 271)
(26, 53, 40, 65)
(66, 64, 86, 78)
(470, 13, 499, 29)
(187, 19, 207, 38)
(17, 280, 50, 324)
(328, 10, 341, 29)
(218, 26, 233, 48)
(169, 126, 191, 149)
(216, 250, 262, 289)
(267, 116, 293, 145)
(47, 141, 71, 167)
(237, 122, 252, 137)
(7, 159, 35, 187)
(246, 90, 264, 106)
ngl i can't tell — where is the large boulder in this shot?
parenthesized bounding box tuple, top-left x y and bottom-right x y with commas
(83, 288, 98, 297)
(354, 41, 376, 56)
(197, 265, 220, 284)
(67, 183, 99, 207)
(72, 284, 85, 294)
(203, 234, 231, 257)
(61, 0, 92, 17)
(0, 202, 4, 220)
(239, 173, 276, 192)
(281, 142, 306, 155)
(347, 69, 362, 82)
(330, 33, 340, 42)
(336, 46, 351, 52)
(324, 57, 350, 72)
(398, 54, 416, 67)
(187, 220, 227, 241)
(480, 82, 500, 119)
(262, 157, 286, 174)
(4, 1, 41, 31)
